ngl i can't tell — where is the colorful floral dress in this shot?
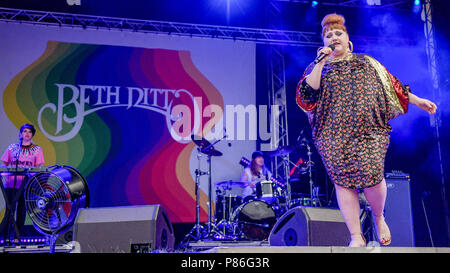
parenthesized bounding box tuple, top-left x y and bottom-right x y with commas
(296, 53, 409, 189)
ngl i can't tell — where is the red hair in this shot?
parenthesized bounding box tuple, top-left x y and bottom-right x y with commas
(321, 13, 347, 37)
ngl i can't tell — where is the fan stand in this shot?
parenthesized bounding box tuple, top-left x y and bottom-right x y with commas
(47, 233, 58, 253)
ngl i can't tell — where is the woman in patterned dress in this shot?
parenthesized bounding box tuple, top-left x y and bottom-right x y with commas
(1, 123, 45, 243)
(296, 14, 437, 247)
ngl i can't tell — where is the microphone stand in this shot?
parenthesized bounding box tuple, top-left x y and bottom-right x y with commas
(421, 192, 435, 247)
(299, 136, 319, 207)
(13, 138, 22, 194)
(6, 139, 23, 244)
(181, 134, 226, 246)
(201, 135, 226, 239)
(181, 148, 206, 246)
(305, 141, 317, 207)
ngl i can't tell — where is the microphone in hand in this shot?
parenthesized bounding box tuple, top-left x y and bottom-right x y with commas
(314, 44, 335, 64)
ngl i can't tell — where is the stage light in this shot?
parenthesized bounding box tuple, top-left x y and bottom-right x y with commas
(311, 1, 319, 8)
(366, 0, 381, 5)
(412, 0, 421, 13)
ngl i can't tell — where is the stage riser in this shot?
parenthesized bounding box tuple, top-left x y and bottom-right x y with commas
(206, 246, 450, 253)
(1, 245, 449, 253)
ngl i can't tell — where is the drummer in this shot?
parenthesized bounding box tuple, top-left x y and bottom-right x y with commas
(240, 151, 272, 202)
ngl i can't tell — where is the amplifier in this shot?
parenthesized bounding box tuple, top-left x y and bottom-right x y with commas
(384, 172, 415, 246)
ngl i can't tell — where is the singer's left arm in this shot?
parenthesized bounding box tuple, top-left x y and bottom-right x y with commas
(409, 92, 437, 114)
(385, 67, 437, 115)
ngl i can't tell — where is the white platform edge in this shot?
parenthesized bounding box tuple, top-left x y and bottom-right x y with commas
(204, 246, 450, 253)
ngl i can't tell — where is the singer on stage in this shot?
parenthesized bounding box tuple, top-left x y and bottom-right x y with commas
(296, 14, 437, 247)
(1, 123, 45, 243)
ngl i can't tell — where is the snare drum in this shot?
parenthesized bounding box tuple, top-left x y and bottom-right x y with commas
(232, 200, 277, 241)
(256, 180, 280, 203)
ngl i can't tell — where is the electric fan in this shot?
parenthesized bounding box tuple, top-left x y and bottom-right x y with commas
(24, 165, 89, 252)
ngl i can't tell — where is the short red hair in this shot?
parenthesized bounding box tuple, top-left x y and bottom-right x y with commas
(321, 13, 347, 38)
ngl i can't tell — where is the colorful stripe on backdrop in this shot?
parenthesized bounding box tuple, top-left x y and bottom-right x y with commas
(3, 41, 224, 222)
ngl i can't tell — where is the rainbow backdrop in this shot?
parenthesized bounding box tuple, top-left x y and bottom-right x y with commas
(3, 41, 224, 222)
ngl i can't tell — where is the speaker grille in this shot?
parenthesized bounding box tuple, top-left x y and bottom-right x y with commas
(384, 175, 415, 246)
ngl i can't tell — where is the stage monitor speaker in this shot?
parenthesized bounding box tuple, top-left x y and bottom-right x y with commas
(269, 206, 350, 246)
(73, 205, 174, 253)
(384, 173, 415, 246)
(56, 227, 74, 244)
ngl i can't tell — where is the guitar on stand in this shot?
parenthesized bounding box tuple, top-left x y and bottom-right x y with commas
(266, 145, 297, 209)
(286, 131, 322, 208)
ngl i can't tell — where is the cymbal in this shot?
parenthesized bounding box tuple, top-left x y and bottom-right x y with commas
(215, 180, 247, 188)
(191, 135, 211, 147)
(266, 145, 296, 157)
(191, 135, 223, 156)
(201, 147, 223, 157)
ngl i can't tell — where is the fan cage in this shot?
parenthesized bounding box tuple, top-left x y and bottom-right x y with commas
(24, 165, 89, 236)
(25, 171, 74, 234)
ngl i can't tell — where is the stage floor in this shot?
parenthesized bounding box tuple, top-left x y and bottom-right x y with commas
(0, 244, 73, 253)
(1, 241, 449, 253)
(204, 246, 450, 253)
(185, 240, 449, 253)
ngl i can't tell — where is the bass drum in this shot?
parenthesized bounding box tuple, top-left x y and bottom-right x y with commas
(215, 194, 242, 222)
(232, 200, 277, 241)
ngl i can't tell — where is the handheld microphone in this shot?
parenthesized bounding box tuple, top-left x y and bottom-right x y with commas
(314, 44, 335, 64)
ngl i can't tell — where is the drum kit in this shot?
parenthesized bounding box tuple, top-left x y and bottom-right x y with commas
(183, 133, 325, 243)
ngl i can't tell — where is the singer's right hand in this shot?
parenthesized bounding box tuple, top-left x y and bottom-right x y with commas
(316, 46, 333, 64)
(306, 46, 334, 89)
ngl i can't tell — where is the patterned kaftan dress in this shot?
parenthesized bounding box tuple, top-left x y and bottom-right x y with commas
(296, 53, 410, 189)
